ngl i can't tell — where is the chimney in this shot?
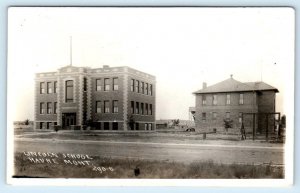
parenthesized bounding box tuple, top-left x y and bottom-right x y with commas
(203, 82, 207, 89)
(103, 65, 109, 68)
(230, 74, 233, 79)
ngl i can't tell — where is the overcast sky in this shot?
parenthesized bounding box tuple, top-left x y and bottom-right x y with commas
(8, 7, 294, 121)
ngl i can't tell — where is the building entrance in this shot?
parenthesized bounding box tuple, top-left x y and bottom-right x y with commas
(62, 113, 76, 129)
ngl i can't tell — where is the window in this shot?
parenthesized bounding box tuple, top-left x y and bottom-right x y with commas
(84, 78, 87, 91)
(149, 104, 153, 115)
(96, 79, 101, 91)
(226, 94, 230, 105)
(39, 122, 45, 129)
(40, 103, 45, 114)
(149, 84, 153, 96)
(113, 100, 118, 113)
(104, 101, 109, 113)
(149, 123, 152, 130)
(131, 79, 135, 92)
(141, 103, 144, 115)
(136, 102, 139, 114)
(213, 112, 217, 120)
(239, 112, 243, 123)
(131, 101, 134, 114)
(104, 78, 110, 91)
(145, 103, 148, 115)
(65, 80, 74, 103)
(54, 81, 58, 93)
(47, 122, 51, 129)
(202, 95, 206, 105)
(113, 122, 118, 130)
(40, 82, 45, 94)
(226, 112, 230, 119)
(113, 78, 119, 90)
(96, 101, 101, 113)
(145, 123, 148, 130)
(202, 112, 206, 121)
(54, 102, 57, 114)
(213, 94, 217, 105)
(145, 83, 149, 95)
(47, 82, 52, 94)
(47, 102, 52, 114)
(239, 93, 244, 105)
(141, 82, 144, 94)
(104, 122, 109, 130)
(135, 80, 139, 93)
(135, 123, 139, 130)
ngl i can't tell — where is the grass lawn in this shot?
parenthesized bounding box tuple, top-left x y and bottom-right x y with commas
(13, 152, 284, 179)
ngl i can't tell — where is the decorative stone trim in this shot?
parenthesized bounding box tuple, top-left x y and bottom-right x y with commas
(87, 76, 92, 120)
(78, 75, 83, 126)
(57, 75, 61, 125)
(123, 74, 128, 131)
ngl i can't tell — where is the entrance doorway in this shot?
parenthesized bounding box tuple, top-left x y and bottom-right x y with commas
(62, 113, 76, 129)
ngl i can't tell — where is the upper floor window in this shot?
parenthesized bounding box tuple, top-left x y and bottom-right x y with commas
(239, 93, 244, 105)
(226, 94, 231, 105)
(239, 112, 243, 123)
(54, 102, 57, 114)
(145, 83, 149, 95)
(104, 100, 110, 113)
(65, 80, 74, 103)
(96, 79, 101, 91)
(104, 78, 110, 91)
(213, 112, 217, 120)
(141, 82, 144, 94)
(113, 100, 118, 113)
(149, 84, 153, 96)
(113, 78, 119, 91)
(40, 82, 45, 94)
(131, 79, 135, 92)
(136, 102, 139, 114)
(141, 103, 144, 115)
(149, 104, 153, 115)
(131, 101, 134, 114)
(202, 95, 206, 105)
(145, 103, 148, 115)
(135, 80, 140, 93)
(47, 102, 52, 114)
(47, 82, 52, 94)
(54, 81, 58, 93)
(226, 112, 230, 119)
(96, 101, 101, 113)
(213, 94, 217, 105)
(202, 112, 206, 121)
(40, 102, 45, 114)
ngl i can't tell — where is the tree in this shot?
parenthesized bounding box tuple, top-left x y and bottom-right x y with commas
(127, 115, 135, 130)
(281, 115, 286, 129)
(24, 119, 30, 125)
(223, 119, 233, 133)
(172, 119, 180, 127)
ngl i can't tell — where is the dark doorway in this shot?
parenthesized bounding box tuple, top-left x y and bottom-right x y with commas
(135, 123, 139, 130)
(62, 113, 76, 129)
(104, 122, 110, 130)
(112, 122, 118, 130)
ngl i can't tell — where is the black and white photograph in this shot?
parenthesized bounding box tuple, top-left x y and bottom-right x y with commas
(7, 7, 294, 186)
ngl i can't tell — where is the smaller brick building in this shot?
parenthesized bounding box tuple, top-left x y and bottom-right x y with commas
(34, 65, 156, 131)
(192, 76, 279, 134)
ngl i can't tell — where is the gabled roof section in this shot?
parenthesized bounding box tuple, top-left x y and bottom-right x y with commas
(193, 78, 278, 94)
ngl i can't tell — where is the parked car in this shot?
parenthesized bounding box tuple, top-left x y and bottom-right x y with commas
(186, 128, 195, 132)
